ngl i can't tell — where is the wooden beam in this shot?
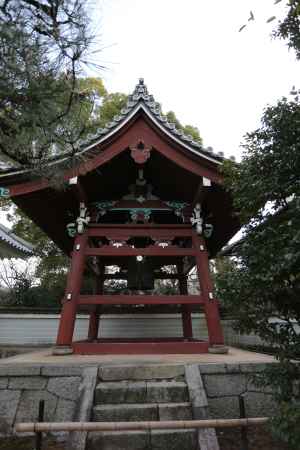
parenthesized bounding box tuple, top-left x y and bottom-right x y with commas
(192, 178, 211, 207)
(69, 177, 88, 204)
(85, 246, 196, 257)
(78, 295, 204, 305)
(103, 272, 179, 280)
(15, 417, 269, 433)
(88, 224, 193, 238)
(72, 340, 209, 354)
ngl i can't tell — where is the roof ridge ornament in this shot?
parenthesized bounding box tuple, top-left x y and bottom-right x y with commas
(132, 78, 149, 99)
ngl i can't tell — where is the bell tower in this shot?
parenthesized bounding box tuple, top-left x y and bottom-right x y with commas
(0, 79, 240, 354)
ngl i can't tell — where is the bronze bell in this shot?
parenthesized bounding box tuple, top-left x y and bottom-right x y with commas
(127, 256, 154, 290)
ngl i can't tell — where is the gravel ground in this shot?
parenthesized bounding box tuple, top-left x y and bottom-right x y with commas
(0, 427, 290, 450)
(0, 437, 66, 450)
(217, 426, 290, 450)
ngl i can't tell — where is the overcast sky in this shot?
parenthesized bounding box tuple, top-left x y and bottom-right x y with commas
(88, 0, 300, 160)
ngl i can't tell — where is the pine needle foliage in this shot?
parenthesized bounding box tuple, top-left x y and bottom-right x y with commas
(0, 0, 95, 172)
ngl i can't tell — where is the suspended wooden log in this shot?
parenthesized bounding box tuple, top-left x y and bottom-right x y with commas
(15, 417, 269, 433)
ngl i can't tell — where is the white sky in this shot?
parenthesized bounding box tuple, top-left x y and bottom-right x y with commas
(87, 0, 300, 160)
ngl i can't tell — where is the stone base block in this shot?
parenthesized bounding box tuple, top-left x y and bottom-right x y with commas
(99, 364, 185, 381)
(208, 345, 229, 354)
(52, 346, 74, 356)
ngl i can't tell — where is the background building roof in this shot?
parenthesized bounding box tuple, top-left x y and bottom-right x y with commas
(0, 223, 34, 258)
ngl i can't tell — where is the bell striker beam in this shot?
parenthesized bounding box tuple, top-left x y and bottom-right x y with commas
(56, 232, 88, 347)
(192, 231, 224, 346)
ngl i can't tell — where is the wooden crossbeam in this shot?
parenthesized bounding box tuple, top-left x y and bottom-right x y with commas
(85, 246, 196, 257)
(78, 295, 204, 305)
(87, 225, 193, 238)
(103, 272, 179, 280)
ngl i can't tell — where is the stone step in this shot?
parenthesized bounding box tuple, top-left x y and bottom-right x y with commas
(93, 403, 158, 422)
(95, 381, 147, 404)
(93, 401, 192, 422)
(151, 429, 197, 450)
(88, 429, 197, 450)
(95, 381, 189, 404)
(158, 402, 192, 420)
(98, 364, 185, 381)
(88, 431, 149, 450)
(147, 381, 188, 403)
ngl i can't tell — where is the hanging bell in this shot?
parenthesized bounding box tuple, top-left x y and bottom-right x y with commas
(127, 256, 154, 290)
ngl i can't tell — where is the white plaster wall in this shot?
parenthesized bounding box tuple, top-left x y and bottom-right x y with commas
(1, 314, 293, 347)
(0, 313, 209, 345)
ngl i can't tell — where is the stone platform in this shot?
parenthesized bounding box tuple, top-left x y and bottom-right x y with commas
(0, 346, 275, 366)
(0, 347, 277, 449)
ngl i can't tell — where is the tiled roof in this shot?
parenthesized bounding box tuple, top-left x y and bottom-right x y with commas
(0, 79, 235, 178)
(75, 78, 232, 164)
(0, 223, 34, 257)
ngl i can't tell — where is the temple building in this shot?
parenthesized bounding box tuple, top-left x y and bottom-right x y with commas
(0, 222, 34, 259)
(0, 79, 240, 354)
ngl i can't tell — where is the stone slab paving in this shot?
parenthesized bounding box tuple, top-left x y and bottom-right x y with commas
(0, 346, 276, 366)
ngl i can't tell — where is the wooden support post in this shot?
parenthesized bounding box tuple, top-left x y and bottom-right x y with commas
(35, 400, 45, 450)
(192, 231, 224, 346)
(88, 310, 100, 341)
(177, 262, 193, 340)
(56, 233, 88, 347)
(69, 176, 88, 204)
(88, 272, 103, 341)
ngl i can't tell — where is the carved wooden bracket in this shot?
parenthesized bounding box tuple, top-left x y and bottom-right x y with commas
(130, 140, 151, 164)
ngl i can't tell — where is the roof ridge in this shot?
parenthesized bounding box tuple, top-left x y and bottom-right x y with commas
(0, 78, 236, 177)
(77, 78, 235, 162)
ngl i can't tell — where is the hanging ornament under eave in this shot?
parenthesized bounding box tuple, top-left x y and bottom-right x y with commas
(190, 203, 214, 238)
(66, 202, 91, 237)
(130, 140, 151, 164)
(191, 203, 203, 234)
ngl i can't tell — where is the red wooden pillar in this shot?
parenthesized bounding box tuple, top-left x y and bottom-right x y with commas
(192, 231, 224, 345)
(88, 273, 103, 341)
(56, 232, 88, 347)
(177, 262, 193, 339)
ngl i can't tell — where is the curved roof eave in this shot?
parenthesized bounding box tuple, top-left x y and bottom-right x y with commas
(81, 103, 223, 166)
(0, 79, 233, 181)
